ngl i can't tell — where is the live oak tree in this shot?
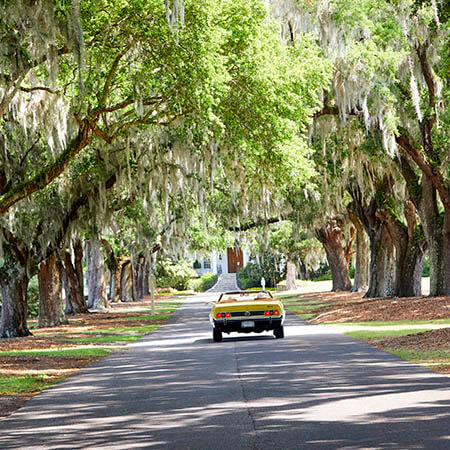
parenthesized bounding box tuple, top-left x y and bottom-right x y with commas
(0, 0, 331, 337)
(274, 0, 447, 296)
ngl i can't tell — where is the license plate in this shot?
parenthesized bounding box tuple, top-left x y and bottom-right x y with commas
(241, 321, 255, 328)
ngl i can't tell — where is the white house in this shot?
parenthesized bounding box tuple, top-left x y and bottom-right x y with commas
(193, 248, 250, 275)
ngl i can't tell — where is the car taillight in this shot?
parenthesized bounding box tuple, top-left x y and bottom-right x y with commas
(274, 310, 279, 316)
(264, 310, 270, 316)
(216, 313, 222, 318)
(225, 312, 231, 318)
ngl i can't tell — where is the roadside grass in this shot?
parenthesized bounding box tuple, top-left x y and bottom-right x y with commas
(120, 314, 171, 321)
(344, 329, 434, 340)
(79, 324, 161, 334)
(325, 319, 450, 327)
(0, 375, 59, 394)
(275, 293, 305, 300)
(386, 349, 450, 371)
(63, 335, 145, 343)
(123, 308, 177, 314)
(297, 313, 315, 320)
(387, 349, 450, 360)
(0, 348, 112, 358)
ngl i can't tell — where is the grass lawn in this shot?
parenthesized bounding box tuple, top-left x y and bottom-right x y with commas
(79, 324, 161, 334)
(325, 319, 450, 327)
(344, 329, 434, 340)
(0, 348, 112, 358)
(120, 314, 171, 321)
(0, 375, 59, 394)
(64, 335, 145, 343)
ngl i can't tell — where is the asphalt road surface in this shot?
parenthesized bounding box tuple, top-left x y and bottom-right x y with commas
(0, 295, 449, 449)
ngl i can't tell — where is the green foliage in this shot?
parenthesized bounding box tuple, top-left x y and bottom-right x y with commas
(190, 273, 218, 292)
(238, 258, 283, 290)
(155, 258, 198, 290)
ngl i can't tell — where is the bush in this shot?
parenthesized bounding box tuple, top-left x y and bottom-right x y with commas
(155, 258, 198, 291)
(311, 270, 332, 281)
(190, 273, 218, 292)
(237, 257, 283, 290)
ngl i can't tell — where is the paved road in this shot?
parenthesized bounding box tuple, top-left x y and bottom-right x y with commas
(0, 296, 449, 449)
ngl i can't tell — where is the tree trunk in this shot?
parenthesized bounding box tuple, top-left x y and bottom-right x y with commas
(365, 223, 396, 298)
(348, 209, 369, 292)
(135, 256, 145, 301)
(377, 201, 427, 297)
(59, 259, 73, 314)
(120, 261, 132, 302)
(63, 250, 89, 313)
(285, 260, 298, 290)
(418, 178, 450, 296)
(73, 238, 84, 298)
(38, 253, 67, 327)
(86, 236, 108, 310)
(315, 220, 352, 291)
(297, 258, 310, 280)
(143, 260, 150, 295)
(101, 239, 118, 302)
(0, 233, 31, 338)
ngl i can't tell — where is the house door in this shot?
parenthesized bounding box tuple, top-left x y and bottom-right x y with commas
(227, 248, 243, 273)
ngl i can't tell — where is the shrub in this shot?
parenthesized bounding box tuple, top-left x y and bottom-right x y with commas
(238, 258, 283, 289)
(155, 258, 198, 291)
(190, 273, 218, 292)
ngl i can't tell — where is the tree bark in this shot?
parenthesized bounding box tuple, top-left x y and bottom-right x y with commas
(377, 201, 427, 297)
(348, 185, 396, 298)
(120, 260, 132, 302)
(0, 231, 31, 338)
(62, 250, 89, 313)
(143, 260, 150, 295)
(315, 220, 352, 291)
(365, 224, 396, 298)
(297, 258, 310, 280)
(348, 209, 369, 292)
(86, 236, 108, 310)
(285, 260, 298, 290)
(134, 256, 145, 301)
(38, 253, 67, 327)
(73, 238, 84, 298)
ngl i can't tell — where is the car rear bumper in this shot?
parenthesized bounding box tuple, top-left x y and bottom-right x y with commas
(212, 317, 284, 333)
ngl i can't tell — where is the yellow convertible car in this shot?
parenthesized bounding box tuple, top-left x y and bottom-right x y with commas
(209, 291, 285, 342)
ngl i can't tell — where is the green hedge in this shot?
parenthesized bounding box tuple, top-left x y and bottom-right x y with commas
(156, 258, 198, 291)
(190, 273, 218, 292)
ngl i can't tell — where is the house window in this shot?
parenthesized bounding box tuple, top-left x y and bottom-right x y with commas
(204, 259, 211, 269)
(219, 254, 222, 260)
(193, 260, 201, 269)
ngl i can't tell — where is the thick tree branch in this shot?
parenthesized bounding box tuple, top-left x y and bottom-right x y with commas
(100, 49, 129, 108)
(228, 216, 287, 232)
(0, 120, 92, 215)
(396, 134, 450, 212)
